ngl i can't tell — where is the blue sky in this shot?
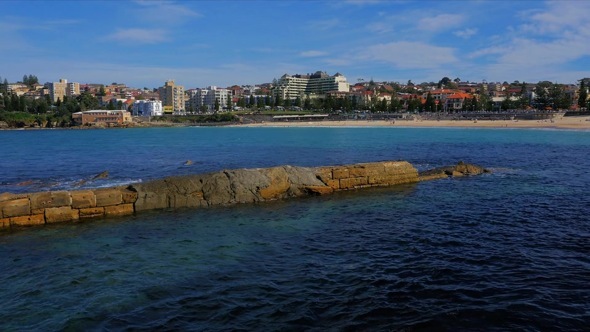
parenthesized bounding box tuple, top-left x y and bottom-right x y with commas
(2, 0, 589, 89)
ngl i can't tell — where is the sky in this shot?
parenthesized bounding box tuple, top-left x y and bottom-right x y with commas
(2, 0, 590, 89)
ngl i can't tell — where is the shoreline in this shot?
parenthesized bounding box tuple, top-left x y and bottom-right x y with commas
(236, 115, 590, 130)
(3, 116, 590, 131)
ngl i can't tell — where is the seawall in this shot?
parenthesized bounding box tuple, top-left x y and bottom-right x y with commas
(0, 161, 486, 231)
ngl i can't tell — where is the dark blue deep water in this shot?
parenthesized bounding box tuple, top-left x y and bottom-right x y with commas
(1, 127, 589, 330)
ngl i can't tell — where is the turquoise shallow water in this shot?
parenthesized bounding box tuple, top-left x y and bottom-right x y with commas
(1, 127, 590, 330)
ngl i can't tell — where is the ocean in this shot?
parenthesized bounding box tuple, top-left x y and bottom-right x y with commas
(1, 127, 589, 330)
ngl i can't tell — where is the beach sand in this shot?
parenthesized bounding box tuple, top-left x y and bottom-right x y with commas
(239, 115, 590, 130)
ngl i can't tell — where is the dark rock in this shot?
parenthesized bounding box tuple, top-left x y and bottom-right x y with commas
(92, 171, 109, 180)
(419, 161, 490, 181)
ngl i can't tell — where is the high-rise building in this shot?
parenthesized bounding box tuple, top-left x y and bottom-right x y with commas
(48, 78, 80, 103)
(158, 80, 185, 113)
(274, 71, 350, 99)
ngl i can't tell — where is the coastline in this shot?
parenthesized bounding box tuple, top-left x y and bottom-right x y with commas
(3, 115, 590, 131)
(237, 115, 590, 130)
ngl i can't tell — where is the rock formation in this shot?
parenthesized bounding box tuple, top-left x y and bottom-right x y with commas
(1, 161, 488, 231)
(419, 161, 490, 181)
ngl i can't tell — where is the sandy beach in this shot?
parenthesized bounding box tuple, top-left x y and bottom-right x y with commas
(239, 115, 590, 130)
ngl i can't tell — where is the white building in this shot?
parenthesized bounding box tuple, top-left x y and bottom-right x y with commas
(187, 86, 232, 112)
(274, 71, 350, 99)
(132, 100, 163, 116)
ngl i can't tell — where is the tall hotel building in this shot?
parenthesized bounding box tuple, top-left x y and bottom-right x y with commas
(274, 71, 350, 99)
(158, 80, 185, 113)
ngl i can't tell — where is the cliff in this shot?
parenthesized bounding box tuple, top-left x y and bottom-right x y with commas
(0, 161, 487, 231)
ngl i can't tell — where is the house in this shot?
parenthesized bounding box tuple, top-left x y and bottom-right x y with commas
(445, 92, 474, 111)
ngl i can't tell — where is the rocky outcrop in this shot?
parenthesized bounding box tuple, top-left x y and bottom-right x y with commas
(131, 164, 365, 211)
(419, 161, 490, 181)
(1, 161, 487, 232)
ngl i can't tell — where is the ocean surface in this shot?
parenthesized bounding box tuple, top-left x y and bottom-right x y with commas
(1, 126, 589, 330)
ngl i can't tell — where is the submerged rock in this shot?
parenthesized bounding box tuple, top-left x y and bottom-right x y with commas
(93, 171, 109, 180)
(419, 161, 490, 181)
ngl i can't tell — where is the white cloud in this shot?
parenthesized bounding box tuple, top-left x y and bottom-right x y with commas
(106, 28, 167, 44)
(367, 11, 465, 35)
(367, 21, 393, 33)
(300, 50, 328, 57)
(454, 28, 477, 39)
(361, 41, 457, 69)
(133, 0, 200, 24)
(519, 1, 590, 36)
(468, 1, 590, 83)
(343, 0, 383, 5)
(467, 46, 508, 59)
(307, 18, 340, 31)
(417, 14, 464, 32)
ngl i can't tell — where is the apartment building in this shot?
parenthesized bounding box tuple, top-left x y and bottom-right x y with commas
(274, 71, 350, 99)
(158, 80, 185, 113)
(132, 100, 163, 116)
(48, 78, 80, 103)
(186, 86, 232, 112)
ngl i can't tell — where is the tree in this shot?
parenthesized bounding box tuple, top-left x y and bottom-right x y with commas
(22, 74, 38, 87)
(578, 80, 588, 109)
(424, 92, 436, 112)
(342, 96, 351, 112)
(98, 85, 106, 96)
(533, 81, 552, 109)
(256, 96, 264, 108)
(214, 98, 220, 112)
(275, 94, 282, 107)
(1, 78, 8, 95)
(438, 77, 451, 89)
(77, 92, 100, 111)
(304, 96, 311, 110)
(237, 97, 246, 108)
(501, 94, 513, 111)
(107, 99, 116, 110)
(228, 97, 233, 110)
(283, 95, 291, 108)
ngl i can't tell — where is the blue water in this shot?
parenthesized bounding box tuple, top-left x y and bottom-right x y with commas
(1, 127, 589, 330)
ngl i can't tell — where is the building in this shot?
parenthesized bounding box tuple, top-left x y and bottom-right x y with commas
(186, 86, 232, 112)
(132, 100, 163, 116)
(48, 78, 80, 103)
(274, 71, 350, 100)
(72, 110, 132, 126)
(158, 80, 185, 113)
